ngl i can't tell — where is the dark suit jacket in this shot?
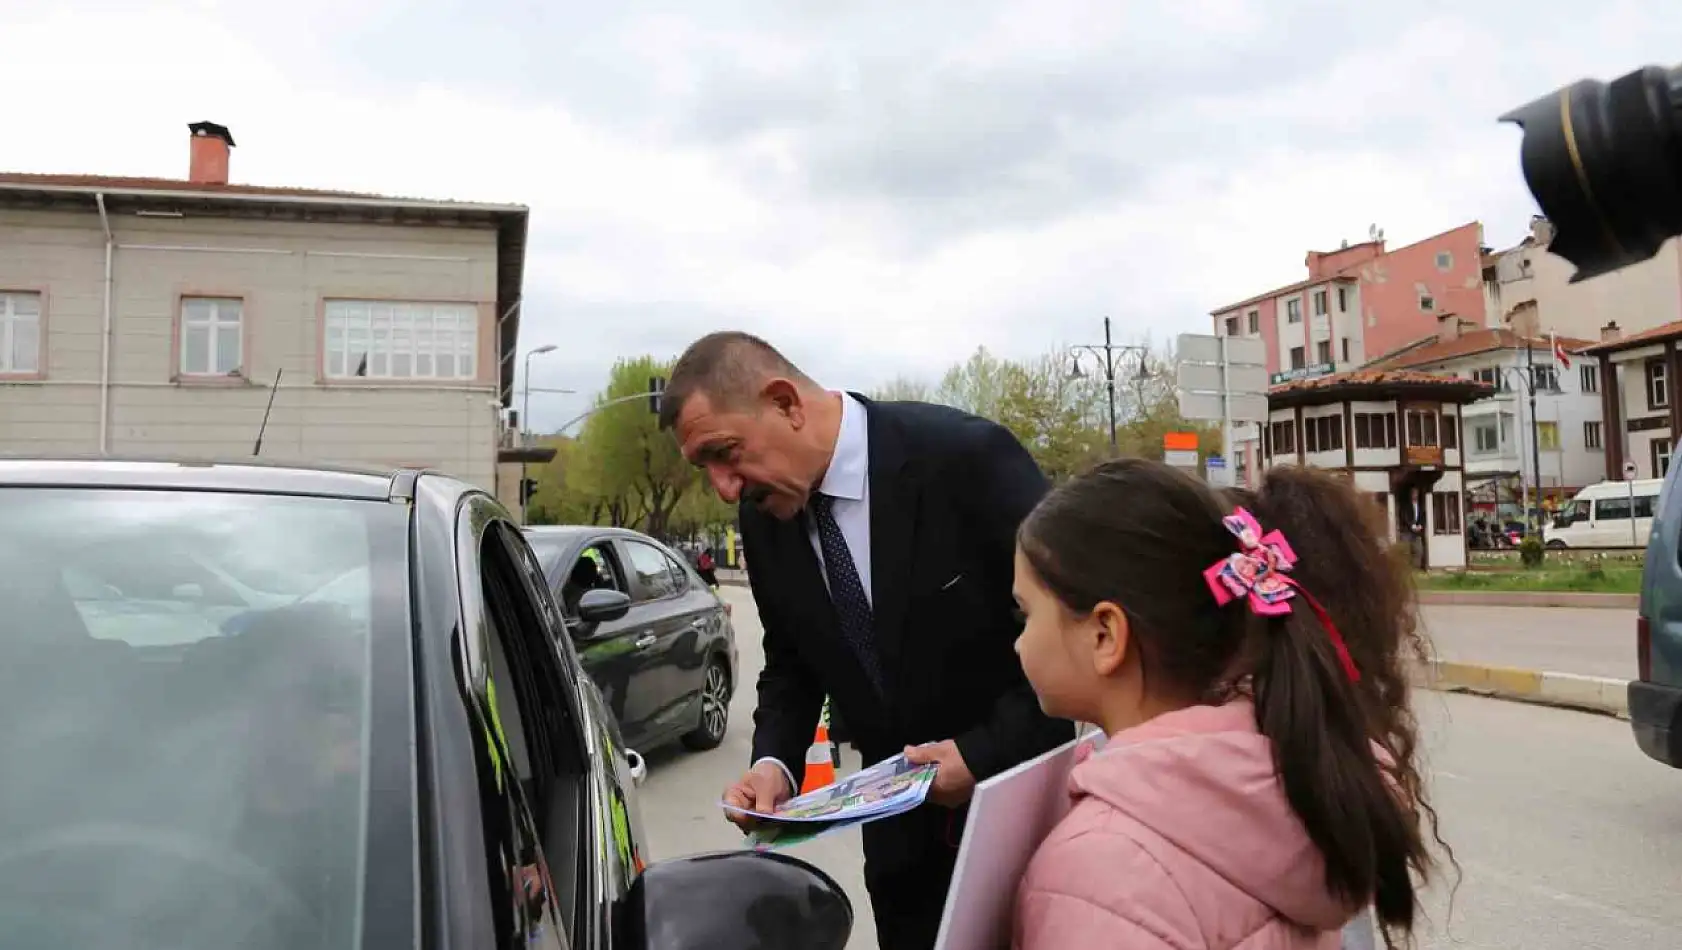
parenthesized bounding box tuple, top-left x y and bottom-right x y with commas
(739, 396, 1075, 848)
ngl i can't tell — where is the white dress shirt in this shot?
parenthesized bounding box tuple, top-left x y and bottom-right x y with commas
(755, 392, 872, 796)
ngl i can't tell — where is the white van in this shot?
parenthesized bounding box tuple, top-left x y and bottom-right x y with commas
(1548, 479, 1664, 548)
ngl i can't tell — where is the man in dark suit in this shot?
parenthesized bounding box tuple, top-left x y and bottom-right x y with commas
(659, 331, 1074, 950)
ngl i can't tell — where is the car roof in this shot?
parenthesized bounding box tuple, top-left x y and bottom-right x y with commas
(523, 525, 661, 543)
(0, 455, 444, 501)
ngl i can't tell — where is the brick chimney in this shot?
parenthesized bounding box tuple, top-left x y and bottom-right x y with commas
(188, 121, 235, 185)
(1601, 321, 1622, 343)
(1437, 311, 1462, 341)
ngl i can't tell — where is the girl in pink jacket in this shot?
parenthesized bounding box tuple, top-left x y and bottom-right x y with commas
(1010, 460, 1450, 949)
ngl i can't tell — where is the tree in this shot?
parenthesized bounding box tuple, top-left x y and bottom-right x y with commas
(931, 346, 1109, 481)
(575, 356, 699, 537)
(870, 376, 933, 402)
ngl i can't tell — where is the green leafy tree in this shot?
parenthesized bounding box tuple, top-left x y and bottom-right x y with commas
(870, 376, 933, 402)
(575, 356, 699, 537)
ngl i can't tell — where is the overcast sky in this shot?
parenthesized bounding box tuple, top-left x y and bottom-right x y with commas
(4, 0, 1679, 430)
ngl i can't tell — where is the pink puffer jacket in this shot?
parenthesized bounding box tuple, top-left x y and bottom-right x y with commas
(1014, 701, 1358, 949)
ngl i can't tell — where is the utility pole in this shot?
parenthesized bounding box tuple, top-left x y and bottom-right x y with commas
(1527, 343, 1543, 536)
(520, 344, 558, 524)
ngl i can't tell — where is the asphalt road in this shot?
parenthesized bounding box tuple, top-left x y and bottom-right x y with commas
(637, 588, 1680, 950)
(1420, 604, 1637, 679)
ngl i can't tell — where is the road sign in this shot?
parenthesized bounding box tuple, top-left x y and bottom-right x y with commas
(1624, 460, 1639, 480)
(1174, 333, 1270, 426)
(1164, 431, 1199, 452)
(1205, 455, 1235, 487)
(1164, 449, 1199, 468)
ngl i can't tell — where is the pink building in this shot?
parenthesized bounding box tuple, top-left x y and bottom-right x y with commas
(1209, 222, 1489, 485)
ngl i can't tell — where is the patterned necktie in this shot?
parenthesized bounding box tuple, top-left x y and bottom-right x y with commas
(808, 492, 886, 695)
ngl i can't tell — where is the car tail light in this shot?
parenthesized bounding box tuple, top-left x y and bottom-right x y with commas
(1637, 616, 1652, 682)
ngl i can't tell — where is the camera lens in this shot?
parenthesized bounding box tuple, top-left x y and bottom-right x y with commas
(1500, 63, 1682, 282)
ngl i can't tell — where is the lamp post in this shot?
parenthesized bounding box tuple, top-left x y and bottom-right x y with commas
(1502, 345, 1548, 538)
(520, 344, 558, 523)
(1069, 316, 1152, 454)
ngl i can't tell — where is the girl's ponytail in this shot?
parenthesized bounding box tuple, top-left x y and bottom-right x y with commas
(1237, 467, 1449, 945)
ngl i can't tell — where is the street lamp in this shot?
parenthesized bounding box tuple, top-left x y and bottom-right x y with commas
(520, 344, 559, 523)
(1068, 316, 1152, 453)
(1501, 343, 1549, 538)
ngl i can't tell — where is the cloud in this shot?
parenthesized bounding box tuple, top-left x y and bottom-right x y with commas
(4, 0, 1682, 433)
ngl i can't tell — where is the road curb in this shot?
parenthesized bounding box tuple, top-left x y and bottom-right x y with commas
(1417, 590, 1637, 609)
(1413, 658, 1629, 719)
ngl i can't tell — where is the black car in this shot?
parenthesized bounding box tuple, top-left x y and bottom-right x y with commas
(523, 526, 737, 754)
(0, 458, 853, 950)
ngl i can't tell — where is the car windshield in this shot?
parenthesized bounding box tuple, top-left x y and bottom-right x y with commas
(0, 486, 401, 950)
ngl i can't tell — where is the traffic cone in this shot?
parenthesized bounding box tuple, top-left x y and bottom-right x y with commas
(800, 721, 837, 795)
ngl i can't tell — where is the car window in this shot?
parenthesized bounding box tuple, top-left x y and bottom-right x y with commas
(664, 551, 700, 592)
(474, 518, 581, 949)
(1597, 496, 1632, 520)
(622, 540, 678, 601)
(0, 486, 405, 950)
(1635, 494, 1658, 519)
(559, 542, 627, 617)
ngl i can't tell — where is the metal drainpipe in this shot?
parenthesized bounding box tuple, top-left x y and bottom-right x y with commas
(96, 193, 113, 455)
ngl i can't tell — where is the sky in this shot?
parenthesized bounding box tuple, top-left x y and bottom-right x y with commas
(3, 0, 1680, 431)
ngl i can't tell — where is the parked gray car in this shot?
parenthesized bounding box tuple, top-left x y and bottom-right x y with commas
(1633, 466, 1682, 768)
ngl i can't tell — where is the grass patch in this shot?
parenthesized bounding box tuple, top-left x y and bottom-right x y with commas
(1420, 563, 1641, 594)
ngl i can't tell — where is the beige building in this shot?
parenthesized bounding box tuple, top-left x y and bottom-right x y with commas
(1484, 216, 1682, 339)
(0, 122, 541, 510)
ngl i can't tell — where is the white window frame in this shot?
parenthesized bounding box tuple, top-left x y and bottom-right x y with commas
(1, 291, 42, 375)
(1648, 360, 1669, 409)
(1531, 364, 1560, 393)
(179, 297, 244, 377)
(1583, 420, 1603, 450)
(1286, 298, 1302, 324)
(1580, 363, 1599, 393)
(1472, 421, 1499, 455)
(323, 300, 479, 381)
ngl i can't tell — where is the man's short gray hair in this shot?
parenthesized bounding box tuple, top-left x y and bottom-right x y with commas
(657, 331, 813, 431)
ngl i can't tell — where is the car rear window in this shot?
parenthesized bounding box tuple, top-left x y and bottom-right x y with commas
(0, 487, 402, 950)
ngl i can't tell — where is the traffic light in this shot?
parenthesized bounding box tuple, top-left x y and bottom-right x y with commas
(648, 376, 666, 414)
(520, 477, 538, 505)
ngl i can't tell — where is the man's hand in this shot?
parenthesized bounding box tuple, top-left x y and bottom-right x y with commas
(904, 740, 976, 807)
(722, 760, 793, 831)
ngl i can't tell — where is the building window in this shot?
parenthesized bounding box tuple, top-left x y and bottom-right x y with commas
(1225, 316, 1239, 336)
(1580, 363, 1599, 393)
(324, 300, 478, 380)
(1536, 421, 1560, 450)
(1419, 294, 1436, 312)
(1405, 408, 1439, 448)
(0, 290, 42, 376)
(1655, 438, 1673, 479)
(1435, 251, 1454, 271)
(1443, 415, 1459, 449)
(1530, 364, 1560, 392)
(1315, 340, 1332, 364)
(1304, 414, 1344, 454)
(1247, 310, 1259, 334)
(1269, 420, 1298, 455)
(1336, 286, 1350, 312)
(1340, 338, 1350, 363)
(1312, 290, 1328, 316)
(1471, 366, 1507, 392)
(1647, 359, 1668, 410)
(1584, 420, 1603, 450)
(1471, 420, 1499, 455)
(179, 297, 244, 376)
(1353, 412, 1398, 450)
(1431, 492, 1463, 534)
(1286, 299, 1302, 324)
(1289, 346, 1306, 370)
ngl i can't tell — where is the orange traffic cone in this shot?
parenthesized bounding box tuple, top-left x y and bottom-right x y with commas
(800, 720, 837, 795)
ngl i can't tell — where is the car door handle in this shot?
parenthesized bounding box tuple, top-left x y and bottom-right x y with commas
(634, 633, 657, 649)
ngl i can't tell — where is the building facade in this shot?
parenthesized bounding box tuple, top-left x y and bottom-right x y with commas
(1213, 221, 1488, 484)
(0, 122, 533, 506)
(1485, 216, 1682, 340)
(1365, 316, 1600, 516)
(1261, 370, 1493, 569)
(1580, 321, 1682, 481)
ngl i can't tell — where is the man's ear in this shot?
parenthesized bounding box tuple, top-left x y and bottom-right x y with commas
(1090, 602, 1130, 677)
(762, 377, 805, 424)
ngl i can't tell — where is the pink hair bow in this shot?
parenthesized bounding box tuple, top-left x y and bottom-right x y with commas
(1204, 507, 1360, 682)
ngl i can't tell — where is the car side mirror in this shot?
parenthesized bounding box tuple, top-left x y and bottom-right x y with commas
(617, 851, 852, 950)
(579, 588, 632, 624)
